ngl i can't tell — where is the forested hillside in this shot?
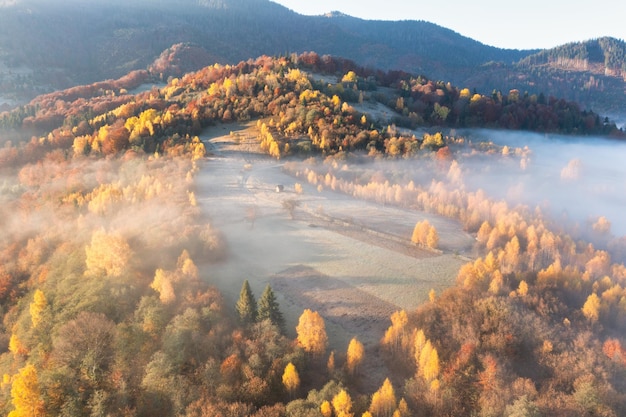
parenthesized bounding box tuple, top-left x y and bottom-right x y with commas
(0, 0, 525, 97)
(473, 37, 626, 115)
(0, 53, 626, 416)
(1, 0, 625, 114)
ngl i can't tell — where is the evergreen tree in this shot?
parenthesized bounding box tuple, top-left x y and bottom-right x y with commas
(236, 280, 257, 325)
(257, 284, 285, 331)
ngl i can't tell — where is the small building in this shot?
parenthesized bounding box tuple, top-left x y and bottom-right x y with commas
(275, 184, 284, 193)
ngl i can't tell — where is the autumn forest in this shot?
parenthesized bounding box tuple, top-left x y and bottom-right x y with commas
(0, 46, 625, 417)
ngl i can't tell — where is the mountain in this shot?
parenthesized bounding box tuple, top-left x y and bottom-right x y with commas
(469, 37, 626, 115)
(0, 0, 624, 115)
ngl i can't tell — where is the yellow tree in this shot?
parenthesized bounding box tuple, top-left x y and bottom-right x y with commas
(582, 293, 601, 323)
(369, 378, 396, 417)
(8, 364, 44, 417)
(381, 310, 409, 355)
(332, 389, 354, 417)
(85, 228, 132, 277)
(296, 309, 328, 356)
(320, 400, 332, 417)
(327, 351, 336, 374)
(282, 362, 300, 396)
(426, 226, 439, 249)
(411, 220, 430, 246)
(413, 329, 426, 369)
(29, 289, 47, 328)
(151, 268, 176, 304)
(346, 337, 365, 376)
(397, 398, 410, 417)
(421, 344, 440, 383)
(517, 280, 529, 297)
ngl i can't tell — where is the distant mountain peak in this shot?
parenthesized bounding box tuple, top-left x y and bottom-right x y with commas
(323, 10, 351, 18)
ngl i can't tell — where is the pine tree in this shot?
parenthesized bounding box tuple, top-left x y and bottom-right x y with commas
(236, 280, 257, 325)
(257, 284, 285, 331)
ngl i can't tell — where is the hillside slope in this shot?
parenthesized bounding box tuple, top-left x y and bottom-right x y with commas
(0, 0, 624, 114)
(0, 0, 529, 99)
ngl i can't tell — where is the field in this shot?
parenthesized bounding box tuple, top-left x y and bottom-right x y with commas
(196, 122, 474, 390)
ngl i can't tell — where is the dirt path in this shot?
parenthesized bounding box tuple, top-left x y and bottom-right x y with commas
(195, 122, 473, 393)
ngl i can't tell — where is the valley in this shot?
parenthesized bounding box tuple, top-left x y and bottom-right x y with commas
(196, 122, 471, 390)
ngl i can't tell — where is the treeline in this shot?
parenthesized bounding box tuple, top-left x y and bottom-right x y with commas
(284, 138, 626, 415)
(1, 52, 621, 164)
(519, 37, 626, 75)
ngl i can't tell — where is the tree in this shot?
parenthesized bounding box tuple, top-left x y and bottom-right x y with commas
(420, 342, 440, 383)
(327, 351, 336, 374)
(282, 198, 300, 220)
(346, 337, 364, 376)
(426, 226, 439, 249)
(151, 268, 176, 304)
(342, 71, 358, 83)
(282, 362, 300, 397)
(369, 378, 396, 417)
(29, 289, 47, 328)
(411, 220, 429, 245)
(582, 293, 601, 323)
(320, 400, 332, 417)
(85, 228, 132, 277)
(382, 310, 410, 355)
(503, 395, 541, 417)
(8, 364, 44, 417)
(411, 220, 439, 249)
(236, 280, 257, 325)
(332, 389, 354, 417)
(296, 309, 328, 356)
(257, 284, 285, 331)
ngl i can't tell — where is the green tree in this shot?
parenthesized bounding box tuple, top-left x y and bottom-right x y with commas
(236, 280, 257, 325)
(504, 395, 541, 417)
(257, 284, 285, 331)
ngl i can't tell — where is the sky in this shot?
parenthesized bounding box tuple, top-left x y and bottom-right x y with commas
(271, 0, 626, 50)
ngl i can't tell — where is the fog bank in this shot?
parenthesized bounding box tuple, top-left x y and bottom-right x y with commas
(461, 128, 626, 237)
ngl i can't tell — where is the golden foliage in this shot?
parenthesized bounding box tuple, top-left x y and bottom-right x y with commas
(346, 337, 365, 376)
(582, 293, 601, 322)
(332, 389, 354, 417)
(282, 362, 300, 395)
(320, 400, 332, 417)
(8, 364, 44, 417)
(85, 228, 132, 277)
(382, 310, 411, 355)
(411, 220, 439, 249)
(369, 378, 396, 417)
(8, 333, 27, 357)
(296, 309, 328, 356)
(29, 289, 47, 328)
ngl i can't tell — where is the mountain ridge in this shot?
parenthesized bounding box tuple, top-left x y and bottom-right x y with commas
(0, 0, 624, 114)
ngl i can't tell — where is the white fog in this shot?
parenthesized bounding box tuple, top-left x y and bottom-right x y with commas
(460, 127, 626, 236)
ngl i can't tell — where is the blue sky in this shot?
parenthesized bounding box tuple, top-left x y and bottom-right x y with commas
(271, 0, 626, 50)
